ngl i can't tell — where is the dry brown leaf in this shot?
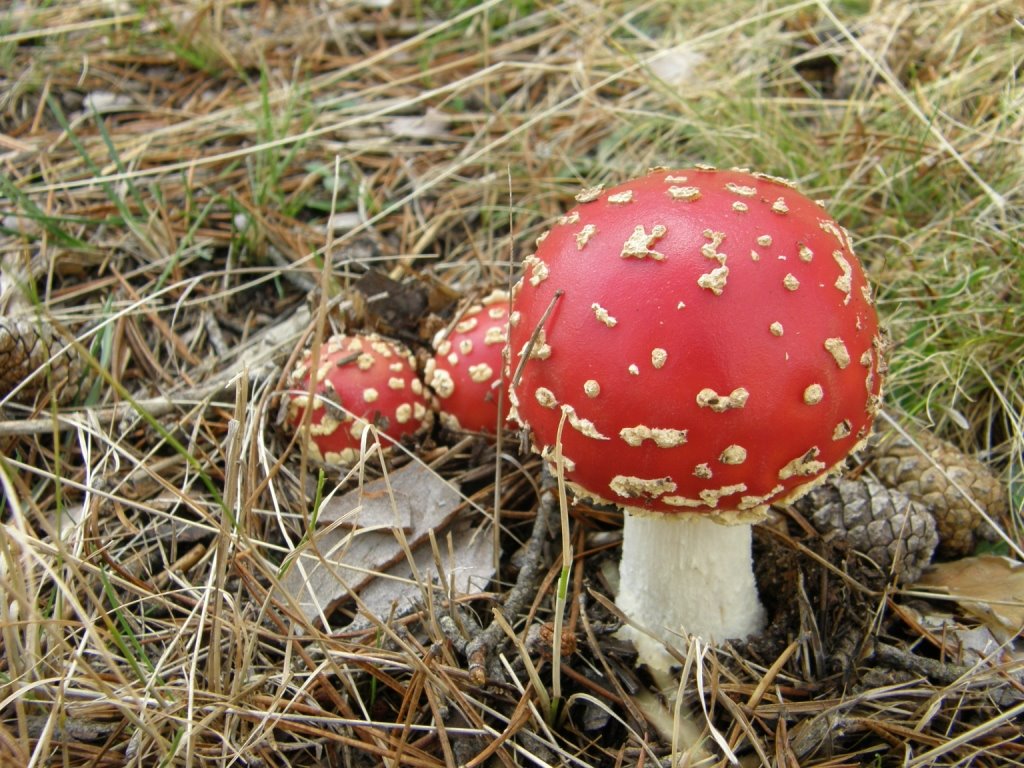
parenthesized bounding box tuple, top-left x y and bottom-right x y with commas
(915, 555, 1024, 641)
(353, 270, 430, 334)
(343, 519, 495, 631)
(278, 461, 485, 625)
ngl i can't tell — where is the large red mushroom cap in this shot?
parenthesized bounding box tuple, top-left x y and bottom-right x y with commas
(508, 167, 886, 520)
(425, 290, 510, 434)
(283, 333, 433, 465)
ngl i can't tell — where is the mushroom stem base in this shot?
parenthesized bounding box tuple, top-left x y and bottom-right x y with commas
(616, 513, 764, 661)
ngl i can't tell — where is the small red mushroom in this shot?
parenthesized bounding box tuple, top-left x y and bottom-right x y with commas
(425, 290, 510, 433)
(507, 167, 886, 657)
(283, 333, 433, 465)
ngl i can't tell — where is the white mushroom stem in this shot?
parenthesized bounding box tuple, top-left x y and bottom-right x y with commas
(616, 512, 765, 668)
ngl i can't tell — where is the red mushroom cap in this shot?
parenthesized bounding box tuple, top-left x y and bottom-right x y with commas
(425, 290, 510, 433)
(283, 333, 433, 464)
(507, 167, 886, 519)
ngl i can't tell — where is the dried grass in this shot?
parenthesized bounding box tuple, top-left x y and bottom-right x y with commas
(1, 0, 1022, 765)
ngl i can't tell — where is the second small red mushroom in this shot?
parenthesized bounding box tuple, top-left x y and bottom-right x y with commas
(425, 290, 511, 434)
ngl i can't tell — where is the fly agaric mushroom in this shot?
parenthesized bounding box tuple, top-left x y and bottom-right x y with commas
(508, 167, 886, 655)
(425, 290, 510, 433)
(283, 333, 433, 465)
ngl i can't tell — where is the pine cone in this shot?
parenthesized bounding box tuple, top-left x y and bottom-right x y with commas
(0, 316, 85, 407)
(865, 423, 1006, 557)
(797, 475, 938, 583)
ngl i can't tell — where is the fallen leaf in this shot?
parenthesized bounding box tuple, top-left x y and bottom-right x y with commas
(645, 43, 704, 86)
(912, 606, 1009, 664)
(386, 107, 450, 139)
(915, 555, 1024, 641)
(344, 519, 494, 631)
(326, 211, 364, 231)
(353, 270, 430, 334)
(82, 91, 134, 114)
(278, 462, 492, 627)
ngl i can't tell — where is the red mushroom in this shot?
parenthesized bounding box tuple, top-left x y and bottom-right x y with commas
(283, 333, 433, 465)
(425, 290, 511, 434)
(507, 167, 885, 655)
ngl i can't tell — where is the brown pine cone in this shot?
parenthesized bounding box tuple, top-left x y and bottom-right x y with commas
(0, 316, 85, 408)
(865, 422, 1006, 557)
(796, 475, 938, 583)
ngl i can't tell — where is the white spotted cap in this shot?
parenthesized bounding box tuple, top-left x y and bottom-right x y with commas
(507, 168, 886, 519)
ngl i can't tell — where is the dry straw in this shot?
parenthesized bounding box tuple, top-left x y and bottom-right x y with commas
(1, 0, 1020, 766)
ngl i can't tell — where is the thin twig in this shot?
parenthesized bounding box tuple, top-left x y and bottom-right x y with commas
(466, 479, 555, 685)
(0, 380, 237, 436)
(873, 643, 1024, 708)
